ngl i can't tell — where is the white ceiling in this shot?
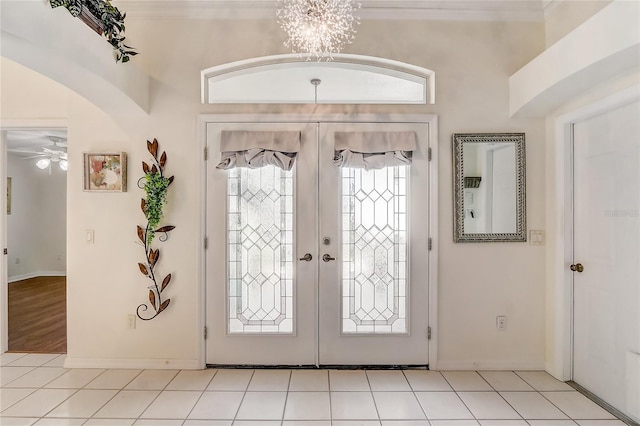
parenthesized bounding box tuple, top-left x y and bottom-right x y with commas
(6, 130, 67, 158)
(114, 0, 546, 21)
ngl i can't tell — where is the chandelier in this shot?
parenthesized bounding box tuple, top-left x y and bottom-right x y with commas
(276, 0, 361, 61)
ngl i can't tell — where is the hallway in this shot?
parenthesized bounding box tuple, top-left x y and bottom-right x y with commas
(8, 277, 66, 353)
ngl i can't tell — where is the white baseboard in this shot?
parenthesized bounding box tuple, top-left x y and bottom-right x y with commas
(64, 357, 203, 370)
(8, 271, 66, 283)
(434, 360, 545, 371)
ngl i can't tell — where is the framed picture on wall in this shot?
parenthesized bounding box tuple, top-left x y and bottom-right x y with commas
(83, 152, 127, 192)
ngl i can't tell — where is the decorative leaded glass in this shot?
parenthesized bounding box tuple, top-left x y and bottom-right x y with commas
(227, 166, 294, 334)
(341, 166, 408, 334)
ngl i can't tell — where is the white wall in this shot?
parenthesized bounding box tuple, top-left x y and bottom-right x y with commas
(6, 152, 67, 281)
(544, 0, 612, 47)
(2, 17, 547, 369)
(0, 57, 70, 120)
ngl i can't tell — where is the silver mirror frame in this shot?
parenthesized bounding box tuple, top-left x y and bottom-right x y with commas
(453, 133, 527, 242)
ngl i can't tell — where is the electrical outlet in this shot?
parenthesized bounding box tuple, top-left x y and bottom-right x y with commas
(496, 315, 507, 330)
(127, 314, 136, 329)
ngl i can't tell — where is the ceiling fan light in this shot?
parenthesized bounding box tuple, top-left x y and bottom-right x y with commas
(59, 160, 68, 171)
(36, 158, 51, 169)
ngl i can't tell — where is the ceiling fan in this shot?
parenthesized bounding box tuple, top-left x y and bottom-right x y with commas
(9, 137, 69, 172)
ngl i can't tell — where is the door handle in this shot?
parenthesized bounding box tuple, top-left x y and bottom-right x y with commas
(322, 254, 336, 262)
(299, 253, 313, 262)
(570, 263, 584, 273)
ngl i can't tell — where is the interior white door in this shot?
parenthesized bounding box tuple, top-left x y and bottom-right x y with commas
(206, 121, 319, 365)
(318, 122, 430, 365)
(572, 100, 640, 422)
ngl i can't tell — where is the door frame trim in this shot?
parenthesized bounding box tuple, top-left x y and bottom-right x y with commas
(550, 85, 640, 381)
(0, 119, 68, 353)
(197, 113, 439, 369)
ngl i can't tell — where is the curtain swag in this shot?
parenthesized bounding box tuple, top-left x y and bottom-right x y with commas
(217, 130, 301, 171)
(333, 131, 417, 170)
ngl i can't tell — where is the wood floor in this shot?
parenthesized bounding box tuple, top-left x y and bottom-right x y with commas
(8, 276, 67, 354)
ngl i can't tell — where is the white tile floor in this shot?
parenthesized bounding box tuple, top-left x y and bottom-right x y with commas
(0, 353, 627, 426)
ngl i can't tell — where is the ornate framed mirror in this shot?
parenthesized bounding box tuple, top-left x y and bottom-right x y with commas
(453, 133, 526, 242)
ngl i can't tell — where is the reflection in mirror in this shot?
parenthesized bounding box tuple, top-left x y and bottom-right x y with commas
(453, 133, 526, 242)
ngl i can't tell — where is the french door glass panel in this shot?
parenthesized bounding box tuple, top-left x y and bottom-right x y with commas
(342, 166, 408, 334)
(227, 167, 294, 334)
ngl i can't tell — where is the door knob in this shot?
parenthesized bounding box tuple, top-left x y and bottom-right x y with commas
(322, 254, 336, 262)
(570, 263, 584, 273)
(299, 253, 313, 262)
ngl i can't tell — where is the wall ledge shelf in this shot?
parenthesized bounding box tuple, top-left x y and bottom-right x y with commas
(509, 0, 640, 117)
(0, 1, 150, 119)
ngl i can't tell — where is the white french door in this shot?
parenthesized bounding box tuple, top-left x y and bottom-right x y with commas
(205, 119, 432, 366)
(572, 100, 640, 422)
(317, 123, 430, 365)
(206, 121, 318, 365)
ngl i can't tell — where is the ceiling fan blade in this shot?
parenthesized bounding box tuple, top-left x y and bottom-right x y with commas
(42, 147, 66, 154)
(8, 149, 45, 155)
(22, 154, 48, 160)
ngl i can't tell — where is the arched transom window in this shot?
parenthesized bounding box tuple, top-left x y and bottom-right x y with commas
(201, 54, 435, 105)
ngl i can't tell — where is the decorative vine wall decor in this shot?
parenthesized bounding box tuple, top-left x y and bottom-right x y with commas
(136, 139, 175, 321)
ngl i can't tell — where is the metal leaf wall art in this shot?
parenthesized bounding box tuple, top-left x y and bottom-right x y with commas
(136, 139, 175, 320)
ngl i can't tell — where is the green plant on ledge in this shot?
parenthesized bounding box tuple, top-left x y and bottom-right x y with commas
(49, 0, 138, 63)
(136, 139, 175, 321)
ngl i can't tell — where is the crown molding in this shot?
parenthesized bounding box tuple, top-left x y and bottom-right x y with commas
(114, 0, 544, 21)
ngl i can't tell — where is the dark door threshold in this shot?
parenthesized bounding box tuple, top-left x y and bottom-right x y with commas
(568, 381, 638, 426)
(207, 364, 429, 370)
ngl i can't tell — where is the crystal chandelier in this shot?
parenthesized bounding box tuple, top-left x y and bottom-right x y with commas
(276, 0, 361, 61)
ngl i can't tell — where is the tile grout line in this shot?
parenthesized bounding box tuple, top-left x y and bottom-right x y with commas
(178, 368, 220, 426)
(401, 369, 429, 421)
(439, 371, 479, 423)
(280, 369, 293, 424)
(134, 369, 185, 422)
(363, 370, 381, 425)
(19, 361, 84, 422)
(84, 368, 148, 422)
(327, 370, 333, 425)
(514, 371, 582, 422)
(0, 385, 38, 413)
(0, 365, 38, 387)
(232, 369, 255, 424)
(474, 370, 526, 421)
(537, 388, 585, 423)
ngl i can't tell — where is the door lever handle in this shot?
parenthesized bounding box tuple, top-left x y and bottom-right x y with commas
(570, 263, 584, 273)
(322, 254, 336, 262)
(299, 253, 313, 262)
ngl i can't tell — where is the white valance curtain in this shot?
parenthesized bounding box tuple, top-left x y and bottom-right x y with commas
(216, 131, 301, 171)
(333, 131, 417, 170)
